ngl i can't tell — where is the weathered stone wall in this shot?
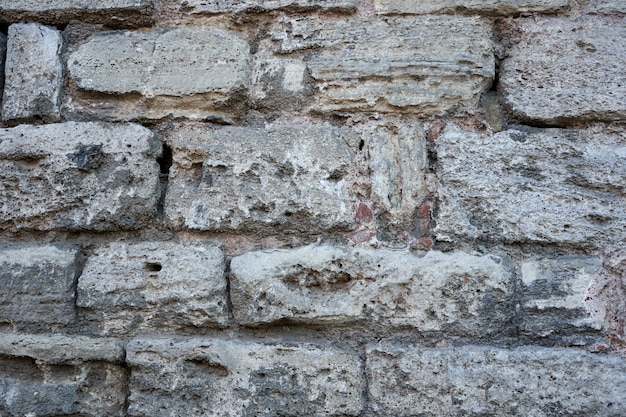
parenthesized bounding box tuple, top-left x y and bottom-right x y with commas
(1, 0, 625, 415)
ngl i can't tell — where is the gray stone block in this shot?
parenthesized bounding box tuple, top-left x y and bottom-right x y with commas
(367, 343, 626, 416)
(374, 0, 569, 15)
(1, 23, 62, 122)
(68, 27, 250, 123)
(0, 245, 79, 330)
(180, 0, 358, 13)
(0, 32, 6, 107)
(435, 125, 626, 248)
(231, 246, 516, 336)
(271, 16, 494, 114)
(164, 124, 361, 232)
(77, 241, 229, 335)
(127, 338, 364, 417)
(500, 17, 626, 124)
(0, 122, 160, 230)
(586, 0, 626, 14)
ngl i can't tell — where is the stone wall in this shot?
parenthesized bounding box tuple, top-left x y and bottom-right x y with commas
(1, 0, 625, 415)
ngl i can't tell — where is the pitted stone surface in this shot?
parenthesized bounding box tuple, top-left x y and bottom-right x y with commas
(230, 246, 515, 336)
(1, 23, 63, 122)
(367, 343, 626, 416)
(77, 242, 228, 335)
(0, 122, 160, 231)
(586, 0, 626, 14)
(68, 27, 250, 122)
(500, 17, 626, 124)
(0, 33, 6, 104)
(272, 17, 494, 114)
(164, 124, 360, 232)
(435, 125, 626, 248)
(0, 245, 79, 330)
(374, 0, 569, 15)
(127, 338, 364, 416)
(180, 0, 358, 13)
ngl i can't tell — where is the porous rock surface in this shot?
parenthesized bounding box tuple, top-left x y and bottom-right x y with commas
(374, 0, 569, 15)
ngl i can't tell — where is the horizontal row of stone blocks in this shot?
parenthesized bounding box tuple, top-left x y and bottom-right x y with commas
(0, 242, 607, 340)
(1, 16, 625, 124)
(2, 333, 626, 416)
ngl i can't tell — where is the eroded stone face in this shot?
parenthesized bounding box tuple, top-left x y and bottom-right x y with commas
(586, 0, 626, 14)
(0, 122, 160, 231)
(179, 0, 358, 13)
(374, 0, 569, 15)
(435, 125, 626, 248)
(164, 124, 360, 232)
(127, 338, 364, 417)
(230, 246, 516, 336)
(77, 242, 229, 335)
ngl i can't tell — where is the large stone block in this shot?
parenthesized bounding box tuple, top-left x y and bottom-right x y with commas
(0, 122, 160, 231)
(0, 245, 79, 330)
(77, 242, 229, 335)
(374, 0, 569, 15)
(0, 334, 127, 417)
(180, 0, 358, 13)
(1, 23, 63, 122)
(67, 27, 250, 123)
(270, 16, 494, 114)
(164, 124, 361, 232)
(230, 245, 515, 336)
(0, 0, 155, 27)
(435, 125, 626, 248)
(127, 338, 364, 416)
(500, 17, 626, 124)
(367, 343, 626, 416)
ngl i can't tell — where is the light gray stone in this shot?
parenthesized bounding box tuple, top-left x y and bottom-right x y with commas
(164, 124, 360, 232)
(0, 122, 160, 231)
(180, 0, 358, 13)
(127, 338, 364, 417)
(586, 0, 626, 14)
(367, 343, 626, 416)
(1, 23, 62, 122)
(0, 0, 155, 27)
(0, 334, 127, 417)
(230, 246, 515, 336)
(435, 125, 626, 248)
(272, 16, 494, 114)
(68, 27, 250, 122)
(77, 242, 228, 335)
(0, 245, 78, 330)
(500, 17, 626, 124)
(374, 0, 569, 15)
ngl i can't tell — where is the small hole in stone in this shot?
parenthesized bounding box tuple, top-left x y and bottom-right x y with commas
(145, 262, 162, 272)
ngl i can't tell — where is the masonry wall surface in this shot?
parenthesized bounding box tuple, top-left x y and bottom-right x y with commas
(0, 0, 625, 416)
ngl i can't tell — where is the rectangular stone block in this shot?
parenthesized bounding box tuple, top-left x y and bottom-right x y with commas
(230, 246, 515, 337)
(435, 125, 626, 248)
(367, 343, 626, 416)
(77, 241, 228, 335)
(67, 27, 250, 123)
(164, 124, 361, 232)
(271, 17, 494, 114)
(0, 334, 127, 417)
(374, 0, 569, 15)
(180, 0, 358, 13)
(0, 0, 155, 27)
(127, 338, 364, 416)
(0, 122, 160, 231)
(2, 23, 62, 122)
(500, 17, 626, 124)
(0, 245, 78, 330)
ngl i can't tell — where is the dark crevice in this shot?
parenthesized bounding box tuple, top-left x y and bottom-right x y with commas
(156, 144, 173, 219)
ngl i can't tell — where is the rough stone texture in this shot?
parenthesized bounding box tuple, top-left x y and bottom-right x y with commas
(586, 0, 626, 14)
(271, 17, 494, 114)
(0, 122, 160, 231)
(0, 0, 155, 27)
(0, 33, 6, 107)
(127, 338, 364, 416)
(367, 343, 626, 416)
(1, 23, 63, 123)
(164, 124, 360, 232)
(0, 334, 127, 417)
(435, 125, 626, 248)
(68, 27, 250, 123)
(0, 245, 79, 331)
(231, 246, 515, 336)
(180, 0, 358, 13)
(374, 0, 569, 15)
(500, 17, 626, 124)
(77, 242, 229, 335)
(520, 256, 603, 338)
